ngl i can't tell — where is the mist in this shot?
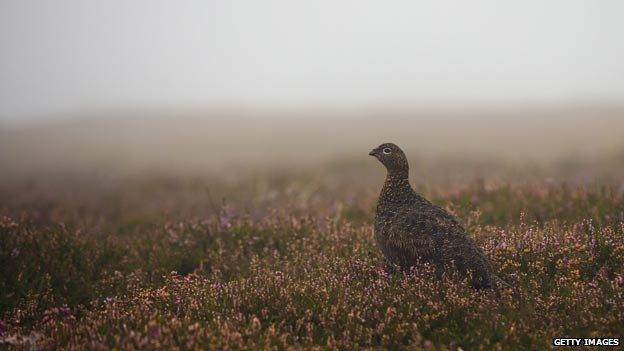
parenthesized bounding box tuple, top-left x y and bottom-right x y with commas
(2, 1, 624, 120)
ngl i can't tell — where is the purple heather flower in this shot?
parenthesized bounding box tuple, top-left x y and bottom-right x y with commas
(147, 324, 161, 339)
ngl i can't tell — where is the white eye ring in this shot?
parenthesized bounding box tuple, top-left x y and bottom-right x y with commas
(382, 147, 392, 155)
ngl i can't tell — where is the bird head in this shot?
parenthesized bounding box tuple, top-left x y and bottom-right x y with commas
(369, 143, 409, 173)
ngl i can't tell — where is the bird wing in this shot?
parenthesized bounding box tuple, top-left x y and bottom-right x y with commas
(385, 204, 501, 289)
(402, 207, 466, 241)
(404, 208, 498, 285)
(382, 208, 459, 264)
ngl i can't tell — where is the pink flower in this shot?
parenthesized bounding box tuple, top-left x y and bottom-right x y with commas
(562, 258, 570, 267)
(147, 324, 161, 339)
(0, 320, 8, 336)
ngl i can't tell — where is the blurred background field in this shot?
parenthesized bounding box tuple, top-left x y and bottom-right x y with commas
(2, 105, 624, 179)
(2, 105, 624, 232)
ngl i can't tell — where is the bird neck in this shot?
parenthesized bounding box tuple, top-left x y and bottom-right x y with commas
(380, 168, 413, 204)
(385, 168, 409, 184)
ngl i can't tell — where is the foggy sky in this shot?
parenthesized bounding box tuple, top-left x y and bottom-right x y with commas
(1, 0, 623, 120)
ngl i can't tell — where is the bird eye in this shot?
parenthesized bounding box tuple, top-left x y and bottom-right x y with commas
(382, 148, 392, 154)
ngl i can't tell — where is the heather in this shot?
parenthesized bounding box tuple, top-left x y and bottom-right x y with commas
(1, 163, 623, 350)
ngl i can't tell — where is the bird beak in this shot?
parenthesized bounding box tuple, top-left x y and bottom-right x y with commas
(369, 149, 377, 156)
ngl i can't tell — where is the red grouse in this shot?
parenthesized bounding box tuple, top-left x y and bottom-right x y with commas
(370, 143, 509, 289)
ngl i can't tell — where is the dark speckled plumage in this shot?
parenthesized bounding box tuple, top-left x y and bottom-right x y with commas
(370, 143, 510, 290)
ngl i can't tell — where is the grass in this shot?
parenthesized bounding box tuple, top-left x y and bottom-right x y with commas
(1, 164, 623, 350)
